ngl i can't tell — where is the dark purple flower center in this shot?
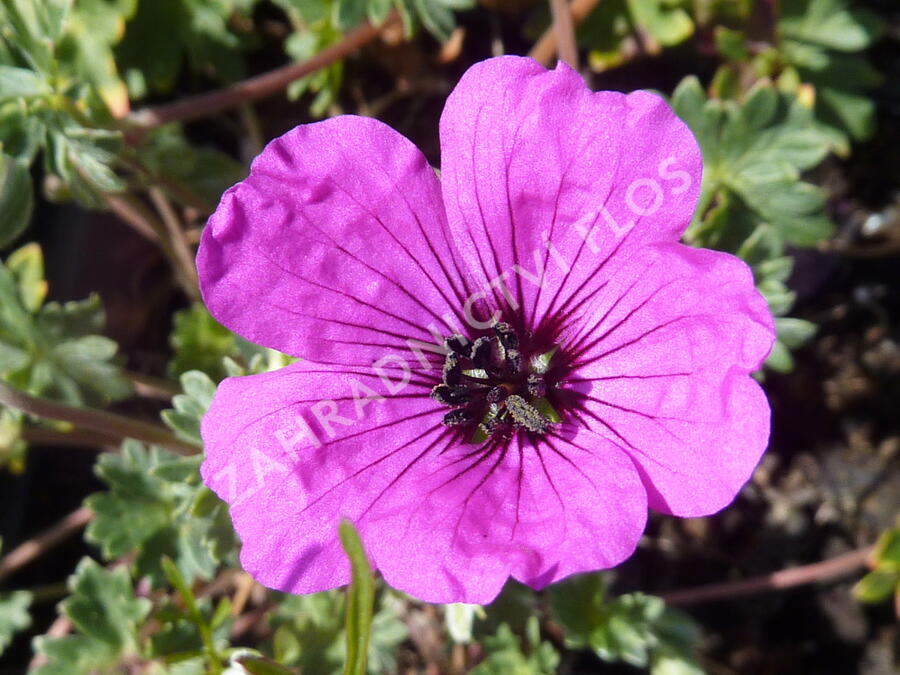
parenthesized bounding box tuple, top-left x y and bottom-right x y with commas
(432, 322, 561, 441)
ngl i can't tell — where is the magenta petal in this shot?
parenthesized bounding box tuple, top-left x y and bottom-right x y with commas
(565, 243, 775, 516)
(200, 360, 441, 594)
(439, 56, 702, 330)
(201, 361, 646, 604)
(366, 428, 647, 603)
(198, 115, 471, 366)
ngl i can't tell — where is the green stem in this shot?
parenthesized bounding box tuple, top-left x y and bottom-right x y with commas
(340, 520, 375, 675)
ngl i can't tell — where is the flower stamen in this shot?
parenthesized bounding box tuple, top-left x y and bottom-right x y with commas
(435, 323, 558, 440)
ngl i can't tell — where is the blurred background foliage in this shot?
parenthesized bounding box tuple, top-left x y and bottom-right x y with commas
(0, 0, 898, 673)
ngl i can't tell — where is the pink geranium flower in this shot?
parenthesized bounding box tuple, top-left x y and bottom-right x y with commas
(197, 56, 775, 604)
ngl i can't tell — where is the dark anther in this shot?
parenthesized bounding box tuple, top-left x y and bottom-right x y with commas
(443, 352, 462, 386)
(505, 395, 549, 433)
(434, 326, 559, 440)
(431, 384, 471, 406)
(486, 385, 508, 404)
(444, 334, 469, 356)
(493, 322, 519, 350)
(480, 416, 506, 436)
(505, 349, 522, 374)
(527, 373, 546, 398)
(442, 409, 473, 427)
(470, 336, 494, 369)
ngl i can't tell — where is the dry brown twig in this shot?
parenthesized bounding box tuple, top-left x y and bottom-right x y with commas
(127, 12, 400, 130)
(661, 546, 874, 606)
(530, 0, 602, 66)
(104, 192, 200, 301)
(148, 186, 200, 298)
(549, 0, 580, 68)
(0, 506, 94, 584)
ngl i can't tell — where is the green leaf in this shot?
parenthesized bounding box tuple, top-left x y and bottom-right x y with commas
(270, 585, 406, 674)
(764, 340, 794, 373)
(74, 150, 125, 193)
(775, 318, 817, 349)
(0, 154, 34, 249)
(435, 0, 475, 9)
(43, 126, 125, 208)
(739, 81, 778, 128)
(32, 556, 152, 674)
(238, 655, 300, 674)
(873, 524, 900, 569)
(548, 573, 607, 651)
(6, 243, 47, 311)
(85, 441, 235, 587)
(162, 370, 216, 444)
(780, 0, 882, 52)
(550, 580, 701, 671)
(0, 65, 50, 101)
(778, 0, 884, 143)
(84, 488, 171, 559)
(626, 0, 693, 47)
(0, 246, 130, 406)
(63, 558, 149, 647)
(135, 125, 246, 206)
(853, 569, 898, 604)
(0, 407, 27, 472)
(37, 0, 74, 42)
(367, 0, 394, 24)
(714, 26, 748, 61)
(0, 590, 32, 656)
(817, 85, 876, 142)
(168, 303, 237, 380)
(32, 634, 119, 675)
(673, 77, 835, 251)
(0, 2, 48, 73)
(334, 0, 367, 29)
(471, 618, 560, 674)
(411, 0, 455, 41)
(340, 520, 375, 675)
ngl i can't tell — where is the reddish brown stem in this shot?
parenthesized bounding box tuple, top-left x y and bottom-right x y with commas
(661, 547, 873, 606)
(105, 192, 200, 301)
(530, 0, 601, 66)
(0, 380, 200, 456)
(549, 0, 579, 68)
(0, 506, 94, 584)
(127, 14, 397, 129)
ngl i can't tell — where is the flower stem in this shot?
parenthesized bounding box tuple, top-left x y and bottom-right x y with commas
(126, 13, 398, 130)
(0, 380, 200, 455)
(0, 506, 93, 583)
(549, 0, 580, 69)
(660, 546, 874, 606)
(124, 370, 180, 400)
(104, 191, 201, 301)
(149, 186, 201, 298)
(531, 0, 600, 66)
